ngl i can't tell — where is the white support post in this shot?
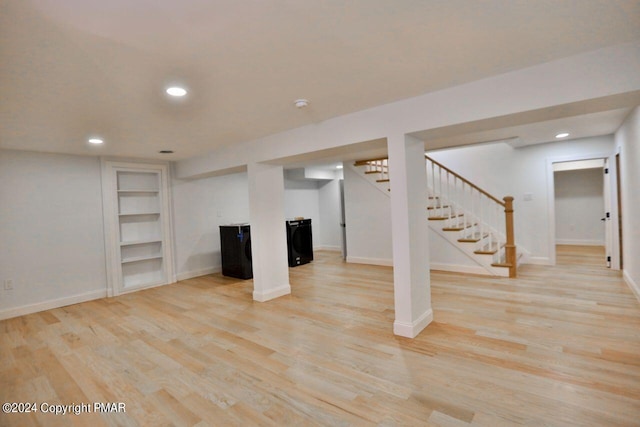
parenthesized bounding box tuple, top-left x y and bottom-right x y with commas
(388, 134, 433, 338)
(247, 162, 291, 302)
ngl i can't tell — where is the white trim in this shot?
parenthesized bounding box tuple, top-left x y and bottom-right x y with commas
(546, 150, 614, 267)
(346, 256, 393, 267)
(555, 239, 605, 246)
(314, 245, 342, 252)
(0, 290, 107, 321)
(429, 263, 495, 276)
(524, 256, 553, 265)
(253, 284, 292, 302)
(176, 266, 221, 282)
(623, 270, 640, 303)
(101, 160, 176, 296)
(117, 280, 169, 296)
(393, 309, 433, 338)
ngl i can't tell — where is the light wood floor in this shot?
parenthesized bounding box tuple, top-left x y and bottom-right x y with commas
(1, 246, 639, 426)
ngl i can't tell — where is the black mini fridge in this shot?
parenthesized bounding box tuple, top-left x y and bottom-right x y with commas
(286, 219, 313, 267)
(219, 224, 252, 279)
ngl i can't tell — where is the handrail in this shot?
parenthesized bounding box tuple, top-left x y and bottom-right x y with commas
(353, 155, 516, 277)
(425, 155, 504, 206)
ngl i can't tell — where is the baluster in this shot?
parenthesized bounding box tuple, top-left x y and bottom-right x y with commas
(463, 182, 467, 230)
(479, 194, 483, 242)
(446, 171, 451, 220)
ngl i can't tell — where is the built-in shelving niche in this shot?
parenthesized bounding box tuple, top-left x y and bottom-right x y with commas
(102, 161, 174, 296)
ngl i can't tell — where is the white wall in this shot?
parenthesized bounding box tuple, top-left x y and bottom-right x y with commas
(343, 165, 393, 265)
(283, 178, 321, 247)
(318, 179, 343, 250)
(0, 149, 107, 318)
(554, 168, 605, 245)
(172, 170, 343, 282)
(171, 170, 250, 281)
(429, 135, 615, 264)
(615, 107, 640, 298)
(343, 163, 481, 270)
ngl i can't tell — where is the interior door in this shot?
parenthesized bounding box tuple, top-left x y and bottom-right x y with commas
(339, 180, 347, 260)
(603, 158, 612, 268)
(616, 153, 623, 269)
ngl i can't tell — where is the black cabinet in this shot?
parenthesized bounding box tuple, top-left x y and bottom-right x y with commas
(286, 219, 313, 267)
(219, 224, 252, 279)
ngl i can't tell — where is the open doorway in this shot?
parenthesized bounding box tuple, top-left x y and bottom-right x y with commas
(553, 159, 607, 267)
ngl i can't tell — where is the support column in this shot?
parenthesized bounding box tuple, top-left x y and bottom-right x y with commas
(247, 162, 291, 302)
(388, 134, 433, 338)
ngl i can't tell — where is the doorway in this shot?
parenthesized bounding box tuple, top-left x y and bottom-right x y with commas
(553, 159, 607, 267)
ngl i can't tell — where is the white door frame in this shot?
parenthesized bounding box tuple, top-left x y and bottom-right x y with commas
(546, 150, 617, 267)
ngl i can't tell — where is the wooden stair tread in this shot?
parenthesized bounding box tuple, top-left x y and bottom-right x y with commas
(491, 262, 512, 268)
(474, 243, 504, 255)
(458, 233, 489, 243)
(428, 213, 463, 221)
(442, 223, 477, 232)
(427, 205, 450, 210)
(376, 179, 390, 182)
(475, 249, 498, 255)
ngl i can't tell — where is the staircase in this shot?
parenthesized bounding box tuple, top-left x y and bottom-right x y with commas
(353, 156, 517, 278)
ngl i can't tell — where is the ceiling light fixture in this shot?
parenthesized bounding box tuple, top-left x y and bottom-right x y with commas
(555, 132, 570, 139)
(158, 150, 174, 154)
(166, 86, 187, 97)
(336, 165, 343, 169)
(88, 138, 104, 144)
(294, 99, 309, 108)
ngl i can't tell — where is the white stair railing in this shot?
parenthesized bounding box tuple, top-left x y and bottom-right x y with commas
(353, 156, 516, 277)
(425, 155, 515, 277)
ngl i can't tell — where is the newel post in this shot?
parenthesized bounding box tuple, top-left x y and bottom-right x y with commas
(503, 196, 516, 278)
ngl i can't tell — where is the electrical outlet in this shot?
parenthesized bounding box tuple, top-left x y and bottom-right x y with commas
(4, 279, 13, 290)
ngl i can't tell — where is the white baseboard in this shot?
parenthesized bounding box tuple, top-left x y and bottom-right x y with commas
(524, 257, 552, 266)
(394, 309, 434, 338)
(253, 284, 291, 302)
(429, 262, 490, 276)
(314, 245, 341, 252)
(176, 266, 221, 281)
(0, 289, 107, 321)
(623, 270, 640, 303)
(346, 256, 393, 267)
(556, 239, 605, 246)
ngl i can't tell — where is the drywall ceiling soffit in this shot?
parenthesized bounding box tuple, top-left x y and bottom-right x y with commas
(2, 1, 640, 160)
(412, 92, 640, 151)
(268, 138, 388, 169)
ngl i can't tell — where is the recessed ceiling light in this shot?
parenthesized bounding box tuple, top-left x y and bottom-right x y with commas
(294, 99, 309, 108)
(88, 138, 103, 144)
(166, 87, 187, 97)
(555, 132, 570, 139)
(158, 150, 174, 154)
(336, 165, 343, 169)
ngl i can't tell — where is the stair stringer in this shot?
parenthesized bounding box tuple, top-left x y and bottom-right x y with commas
(349, 162, 509, 277)
(429, 221, 509, 277)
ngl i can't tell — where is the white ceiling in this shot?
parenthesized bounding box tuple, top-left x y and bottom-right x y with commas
(1, 1, 640, 161)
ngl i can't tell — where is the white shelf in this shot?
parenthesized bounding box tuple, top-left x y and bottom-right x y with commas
(118, 212, 161, 217)
(117, 189, 160, 193)
(121, 254, 163, 264)
(120, 238, 162, 247)
(122, 258, 164, 288)
(103, 164, 173, 296)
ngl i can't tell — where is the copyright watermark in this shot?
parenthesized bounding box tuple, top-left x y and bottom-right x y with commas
(3, 402, 126, 415)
